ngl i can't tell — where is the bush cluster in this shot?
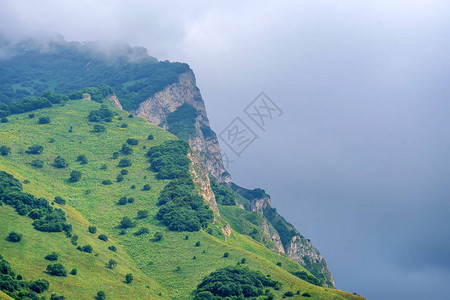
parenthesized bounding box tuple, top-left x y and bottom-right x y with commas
(194, 266, 279, 299)
(146, 140, 190, 180)
(0, 171, 71, 233)
(0, 255, 50, 298)
(88, 106, 113, 122)
(210, 176, 236, 206)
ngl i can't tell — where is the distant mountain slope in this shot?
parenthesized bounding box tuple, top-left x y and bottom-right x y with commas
(0, 98, 363, 299)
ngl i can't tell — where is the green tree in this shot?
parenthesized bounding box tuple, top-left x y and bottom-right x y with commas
(69, 170, 82, 182)
(125, 273, 133, 284)
(6, 232, 22, 242)
(53, 156, 68, 168)
(0, 145, 11, 156)
(46, 263, 67, 276)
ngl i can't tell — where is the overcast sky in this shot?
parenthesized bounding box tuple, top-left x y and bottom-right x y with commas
(2, 1, 450, 299)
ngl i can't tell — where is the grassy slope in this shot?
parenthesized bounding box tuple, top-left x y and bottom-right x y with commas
(0, 99, 364, 299)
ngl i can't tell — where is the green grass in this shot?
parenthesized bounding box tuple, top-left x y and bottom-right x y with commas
(0, 99, 364, 299)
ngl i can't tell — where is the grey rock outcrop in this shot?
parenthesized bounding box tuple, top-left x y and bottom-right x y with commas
(135, 70, 230, 183)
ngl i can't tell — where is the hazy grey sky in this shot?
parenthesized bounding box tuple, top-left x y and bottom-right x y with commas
(2, 1, 450, 299)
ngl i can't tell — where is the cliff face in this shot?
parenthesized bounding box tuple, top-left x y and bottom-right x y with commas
(135, 70, 230, 183)
(245, 195, 335, 287)
(187, 151, 219, 214)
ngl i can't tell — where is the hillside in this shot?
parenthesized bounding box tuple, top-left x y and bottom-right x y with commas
(0, 98, 363, 299)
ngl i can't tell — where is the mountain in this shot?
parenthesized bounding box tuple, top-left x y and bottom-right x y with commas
(0, 35, 362, 299)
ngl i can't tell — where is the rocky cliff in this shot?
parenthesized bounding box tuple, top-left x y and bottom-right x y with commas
(135, 70, 230, 183)
(244, 195, 335, 287)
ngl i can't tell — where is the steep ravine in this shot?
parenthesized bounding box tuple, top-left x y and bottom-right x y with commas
(130, 68, 336, 287)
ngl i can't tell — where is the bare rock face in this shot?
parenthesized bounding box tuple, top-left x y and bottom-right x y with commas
(245, 195, 335, 288)
(135, 70, 230, 183)
(287, 235, 336, 287)
(108, 94, 123, 110)
(187, 152, 219, 214)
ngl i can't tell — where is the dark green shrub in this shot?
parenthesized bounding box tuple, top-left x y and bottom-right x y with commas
(112, 152, 119, 159)
(128, 114, 134, 118)
(54, 196, 66, 205)
(147, 134, 154, 140)
(302, 292, 312, 297)
(108, 245, 117, 252)
(0, 117, 8, 123)
(241, 258, 247, 264)
(137, 210, 148, 219)
(70, 269, 77, 275)
(276, 262, 282, 267)
(38, 116, 50, 124)
(102, 179, 113, 185)
(118, 158, 131, 167)
(284, 291, 294, 297)
(130, 185, 136, 189)
(49, 138, 55, 143)
(142, 184, 151, 191)
(88, 226, 97, 234)
(120, 169, 128, 175)
(153, 232, 163, 242)
(195, 241, 201, 247)
(121, 144, 133, 155)
(118, 197, 127, 205)
(16, 275, 22, 280)
(134, 227, 149, 236)
(69, 170, 82, 182)
(93, 125, 106, 133)
(71, 235, 78, 245)
(125, 273, 133, 284)
(107, 259, 117, 269)
(52, 156, 68, 168)
(30, 159, 44, 168)
(26, 144, 43, 154)
(50, 293, 66, 300)
(6, 232, 22, 242)
(45, 252, 58, 261)
(29, 278, 50, 293)
(119, 217, 135, 229)
(0, 145, 11, 156)
(127, 138, 139, 145)
(98, 234, 108, 242)
(46, 263, 67, 276)
(76, 155, 88, 165)
(121, 123, 128, 128)
(81, 245, 93, 253)
(95, 291, 106, 300)
(100, 164, 108, 170)
(127, 197, 135, 203)
(88, 107, 113, 122)
(116, 174, 124, 182)
(223, 252, 229, 258)
(28, 113, 35, 118)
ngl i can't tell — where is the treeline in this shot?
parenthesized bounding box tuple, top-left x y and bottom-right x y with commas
(0, 171, 71, 233)
(0, 44, 190, 110)
(0, 87, 113, 118)
(147, 140, 213, 231)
